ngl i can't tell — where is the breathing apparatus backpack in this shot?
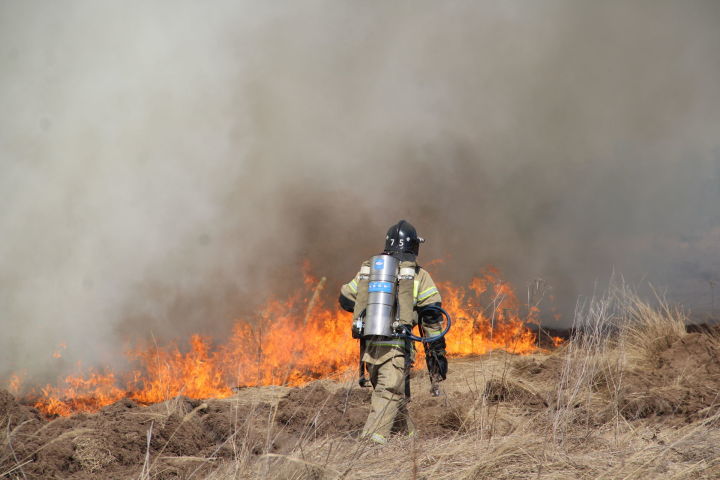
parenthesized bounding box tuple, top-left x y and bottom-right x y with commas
(352, 254, 451, 343)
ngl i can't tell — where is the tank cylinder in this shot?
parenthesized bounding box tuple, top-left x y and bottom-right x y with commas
(363, 254, 398, 337)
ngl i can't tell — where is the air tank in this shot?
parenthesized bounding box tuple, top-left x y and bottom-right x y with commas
(363, 254, 398, 337)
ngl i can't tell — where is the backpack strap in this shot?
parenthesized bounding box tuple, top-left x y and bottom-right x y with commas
(397, 260, 417, 327)
(352, 262, 371, 322)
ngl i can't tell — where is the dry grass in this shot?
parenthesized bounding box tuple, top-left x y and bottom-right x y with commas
(143, 283, 717, 480)
(72, 433, 116, 473)
(616, 285, 688, 365)
(192, 283, 717, 480)
(197, 411, 720, 480)
(3, 284, 717, 480)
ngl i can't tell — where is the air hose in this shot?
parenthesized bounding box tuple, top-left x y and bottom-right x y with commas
(395, 305, 452, 343)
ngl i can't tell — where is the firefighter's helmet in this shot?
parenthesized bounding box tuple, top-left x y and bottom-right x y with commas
(384, 220, 424, 256)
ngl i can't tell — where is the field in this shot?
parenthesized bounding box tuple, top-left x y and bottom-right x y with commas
(3, 289, 720, 480)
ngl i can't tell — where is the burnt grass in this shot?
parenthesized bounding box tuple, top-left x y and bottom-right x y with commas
(3, 330, 720, 479)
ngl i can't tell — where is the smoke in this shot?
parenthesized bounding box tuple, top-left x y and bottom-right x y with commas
(1, 1, 719, 380)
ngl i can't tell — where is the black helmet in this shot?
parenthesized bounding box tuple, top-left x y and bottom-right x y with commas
(384, 220, 424, 256)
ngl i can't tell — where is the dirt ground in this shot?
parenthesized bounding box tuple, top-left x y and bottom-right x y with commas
(2, 331, 720, 479)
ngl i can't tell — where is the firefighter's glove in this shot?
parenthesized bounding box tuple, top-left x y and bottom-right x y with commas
(418, 302, 443, 323)
(424, 337, 448, 381)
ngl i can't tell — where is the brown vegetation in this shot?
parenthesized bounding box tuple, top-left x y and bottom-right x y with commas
(3, 289, 720, 479)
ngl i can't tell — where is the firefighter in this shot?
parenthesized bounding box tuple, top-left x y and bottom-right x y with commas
(338, 220, 448, 444)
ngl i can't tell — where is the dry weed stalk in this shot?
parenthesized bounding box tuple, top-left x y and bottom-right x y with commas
(552, 286, 619, 445)
(615, 284, 687, 366)
(550, 280, 690, 444)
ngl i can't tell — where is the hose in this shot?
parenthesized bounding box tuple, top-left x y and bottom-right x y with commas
(396, 305, 452, 343)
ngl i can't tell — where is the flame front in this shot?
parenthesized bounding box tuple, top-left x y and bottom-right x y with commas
(12, 267, 552, 416)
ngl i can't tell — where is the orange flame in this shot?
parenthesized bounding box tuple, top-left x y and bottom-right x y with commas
(15, 266, 554, 417)
(440, 268, 538, 355)
(37, 370, 125, 417)
(8, 373, 23, 395)
(52, 342, 67, 359)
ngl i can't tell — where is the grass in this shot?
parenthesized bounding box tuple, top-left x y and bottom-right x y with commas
(3, 282, 719, 480)
(206, 282, 715, 480)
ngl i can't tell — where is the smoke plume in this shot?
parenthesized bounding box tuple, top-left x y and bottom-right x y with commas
(1, 1, 719, 380)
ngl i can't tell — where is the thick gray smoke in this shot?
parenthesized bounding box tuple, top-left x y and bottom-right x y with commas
(1, 1, 719, 381)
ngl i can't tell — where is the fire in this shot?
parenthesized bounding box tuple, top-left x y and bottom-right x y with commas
(37, 371, 125, 417)
(52, 343, 67, 359)
(8, 373, 23, 395)
(9, 266, 555, 417)
(440, 268, 539, 355)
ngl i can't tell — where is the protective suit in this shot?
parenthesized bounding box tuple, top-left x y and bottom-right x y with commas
(338, 220, 448, 444)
